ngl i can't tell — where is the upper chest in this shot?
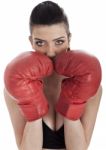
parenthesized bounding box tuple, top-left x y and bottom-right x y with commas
(43, 78, 62, 104)
(42, 74, 64, 130)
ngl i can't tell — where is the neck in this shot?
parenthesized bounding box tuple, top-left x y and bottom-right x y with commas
(43, 71, 63, 85)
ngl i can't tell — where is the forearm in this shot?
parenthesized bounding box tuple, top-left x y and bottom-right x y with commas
(64, 118, 87, 150)
(19, 119, 43, 150)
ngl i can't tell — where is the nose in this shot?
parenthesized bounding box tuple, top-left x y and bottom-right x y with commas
(45, 44, 56, 57)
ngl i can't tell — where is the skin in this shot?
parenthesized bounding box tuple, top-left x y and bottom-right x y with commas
(29, 23, 70, 56)
(4, 23, 102, 150)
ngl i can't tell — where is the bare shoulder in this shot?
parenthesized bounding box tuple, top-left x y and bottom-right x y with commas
(92, 85, 102, 99)
(81, 85, 103, 121)
(4, 88, 18, 110)
(86, 85, 102, 107)
(4, 88, 26, 147)
(4, 88, 26, 122)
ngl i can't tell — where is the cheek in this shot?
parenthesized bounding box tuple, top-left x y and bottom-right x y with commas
(56, 42, 69, 52)
(31, 45, 47, 54)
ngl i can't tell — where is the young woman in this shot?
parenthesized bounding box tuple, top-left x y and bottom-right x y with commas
(4, 1, 102, 150)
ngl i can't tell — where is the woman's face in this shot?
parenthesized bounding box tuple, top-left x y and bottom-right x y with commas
(29, 23, 70, 57)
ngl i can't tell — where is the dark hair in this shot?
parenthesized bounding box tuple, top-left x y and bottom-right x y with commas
(29, 1, 70, 35)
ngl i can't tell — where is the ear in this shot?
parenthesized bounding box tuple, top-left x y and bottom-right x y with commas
(68, 32, 72, 43)
(29, 36, 33, 45)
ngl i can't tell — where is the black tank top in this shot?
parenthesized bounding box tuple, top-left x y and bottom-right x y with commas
(42, 120, 66, 149)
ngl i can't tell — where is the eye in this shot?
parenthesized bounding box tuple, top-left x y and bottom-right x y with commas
(55, 40, 64, 45)
(35, 41, 45, 47)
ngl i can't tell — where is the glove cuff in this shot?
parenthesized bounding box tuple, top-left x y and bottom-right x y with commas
(18, 101, 49, 121)
(56, 100, 86, 120)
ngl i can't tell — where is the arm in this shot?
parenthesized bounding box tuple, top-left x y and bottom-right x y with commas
(54, 50, 102, 150)
(80, 85, 102, 146)
(64, 119, 87, 150)
(19, 120, 43, 150)
(4, 88, 43, 150)
(4, 52, 54, 150)
(63, 86, 102, 150)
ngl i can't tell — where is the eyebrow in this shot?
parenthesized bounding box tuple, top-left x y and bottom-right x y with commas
(34, 36, 65, 41)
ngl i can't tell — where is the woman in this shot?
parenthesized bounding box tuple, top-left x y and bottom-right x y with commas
(4, 1, 102, 150)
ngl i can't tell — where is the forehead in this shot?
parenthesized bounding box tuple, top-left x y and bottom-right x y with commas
(31, 23, 68, 39)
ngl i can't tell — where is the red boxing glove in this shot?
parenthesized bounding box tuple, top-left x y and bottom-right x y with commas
(4, 51, 53, 121)
(54, 50, 102, 120)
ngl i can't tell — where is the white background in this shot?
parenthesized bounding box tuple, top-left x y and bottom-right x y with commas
(0, 0, 105, 149)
